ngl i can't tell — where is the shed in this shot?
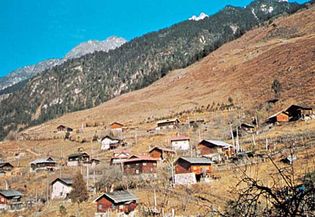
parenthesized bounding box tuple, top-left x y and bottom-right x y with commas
(170, 136, 190, 151)
(30, 157, 57, 172)
(95, 190, 138, 214)
(67, 152, 90, 167)
(149, 147, 176, 160)
(175, 157, 213, 180)
(156, 118, 180, 130)
(197, 140, 235, 157)
(0, 189, 23, 211)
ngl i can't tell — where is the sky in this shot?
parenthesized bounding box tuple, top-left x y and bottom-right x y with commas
(0, 0, 308, 77)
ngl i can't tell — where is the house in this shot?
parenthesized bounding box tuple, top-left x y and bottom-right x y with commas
(57, 125, 73, 132)
(149, 147, 176, 161)
(110, 150, 130, 165)
(51, 178, 73, 200)
(240, 123, 255, 133)
(197, 140, 235, 157)
(30, 157, 57, 172)
(94, 190, 138, 215)
(0, 189, 23, 211)
(110, 122, 124, 133)
(0, 162, 14, 176)
(170, 136, 190, 151)
(100, 136, 121, 150)
(267, 111, 290, 124)
(67, 152, 90, 166)
(285, 104, 313, 120)
(123, 157, 158, 175)
(175, 157, 213, 181)
(156, 118, 180, 130)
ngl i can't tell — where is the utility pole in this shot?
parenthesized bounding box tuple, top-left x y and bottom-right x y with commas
(229, 123, 235, 147)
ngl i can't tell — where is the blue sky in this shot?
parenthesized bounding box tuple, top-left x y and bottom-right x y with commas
(0, 0, 308, 77)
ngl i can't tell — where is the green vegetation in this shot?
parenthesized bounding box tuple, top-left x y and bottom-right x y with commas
(0, 0, 304, 140)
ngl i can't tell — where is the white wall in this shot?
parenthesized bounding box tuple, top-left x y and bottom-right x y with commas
(51, 181, 72, 199)
(171, 140, 190, 150)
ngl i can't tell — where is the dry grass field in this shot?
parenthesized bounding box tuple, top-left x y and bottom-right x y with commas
(0, 4, 315, 217)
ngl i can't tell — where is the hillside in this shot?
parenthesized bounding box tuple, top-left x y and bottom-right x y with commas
(21, 3, 315, 138)
(0, 0, 304, 140)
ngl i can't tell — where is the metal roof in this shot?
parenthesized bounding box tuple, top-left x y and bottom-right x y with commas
(0, 189, 23, 198)
(201, 140, 233, 148)
(95, 191, 138, 203)
(149, 146, 176, 153)
(30, 157, 56, 165)
(51, 178, 73, 186)
(68, 152, 89, 158)
(157, 118, 179, 124)
(170, 136, 190, 141)
(179, 157, 214, 164)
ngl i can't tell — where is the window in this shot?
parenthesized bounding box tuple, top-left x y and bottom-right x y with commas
(143, 162, 147, 165)
(136, 169, 139, 174)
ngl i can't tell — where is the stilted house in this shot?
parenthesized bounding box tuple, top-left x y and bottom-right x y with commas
(123, 157, 158, 175)
(175, 157, 213, 181)
(100, 136, 121, 150)
(149, 147, 176, 161)
(0, 189, 23, 211)
(51, 178, 73, 200)
(94, 190, 138, 215)
(156, 118, 180, 130)
(170, 136, 190, 151)
(30, 157, 57, 172)
(197, 140, 235, 158)
(67, 152, 90, 167)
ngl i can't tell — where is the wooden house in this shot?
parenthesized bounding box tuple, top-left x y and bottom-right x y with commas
(110, 150, 130, 165)
(170, 136, 190, 151)
(30, 157, 57, 172)
(156, 118, 180, 130)
(67, 152, 90, 167)
(51, 178, 73, 200)
(110, 122, 124, 134)
(149, 147, 176, 161)
(100, 135, 121, 150)
(175, 157, 213, 180)
(197, 140, 235, 157)
(123, 157, 158, 175)
(267, 111, 290, 124)
(285, 104, 313, 120)
(94, 190, 138, 215)
(56, 125, 73, 132)
(0, 189, 23, 211)
(0, 162, 14, 176)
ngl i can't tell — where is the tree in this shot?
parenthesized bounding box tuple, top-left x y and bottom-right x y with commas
(69, 172, 89, 204)
(272, 79, 282, 98)
(223, 157, 315, 217)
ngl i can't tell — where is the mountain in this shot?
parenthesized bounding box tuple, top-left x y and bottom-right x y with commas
(0, 36, 126, 91)
(0, 0, 306, 140)
(65, 36, 127, 59)
(21, 3, 315, 140)
(0, 59, 62, 91)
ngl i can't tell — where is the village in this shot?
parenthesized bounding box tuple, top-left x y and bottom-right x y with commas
(0, 103, 314, 216)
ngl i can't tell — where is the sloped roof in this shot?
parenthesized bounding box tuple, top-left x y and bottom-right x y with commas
(200, 140, 233, 148)
(30, 157, 56, 165)
(123, 156, 158, 163)
(68, 152, 89, 158)
(170, 136, 190, 141)
(101, 135, 120, 141)
(0, 162, 13, 168)
(0, 189, 23, 198)
(149, 147, 176, 153)
(95, 191, 138, 203)
(157, 118, 179, 125)
(51, 178, 73, 186)
(179, 157, 213, 165)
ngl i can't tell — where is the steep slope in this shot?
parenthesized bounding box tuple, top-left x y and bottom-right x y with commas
(0, 36, 126, 91)
(0, 0, 304, 139)
(22, 3, 315, 137)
